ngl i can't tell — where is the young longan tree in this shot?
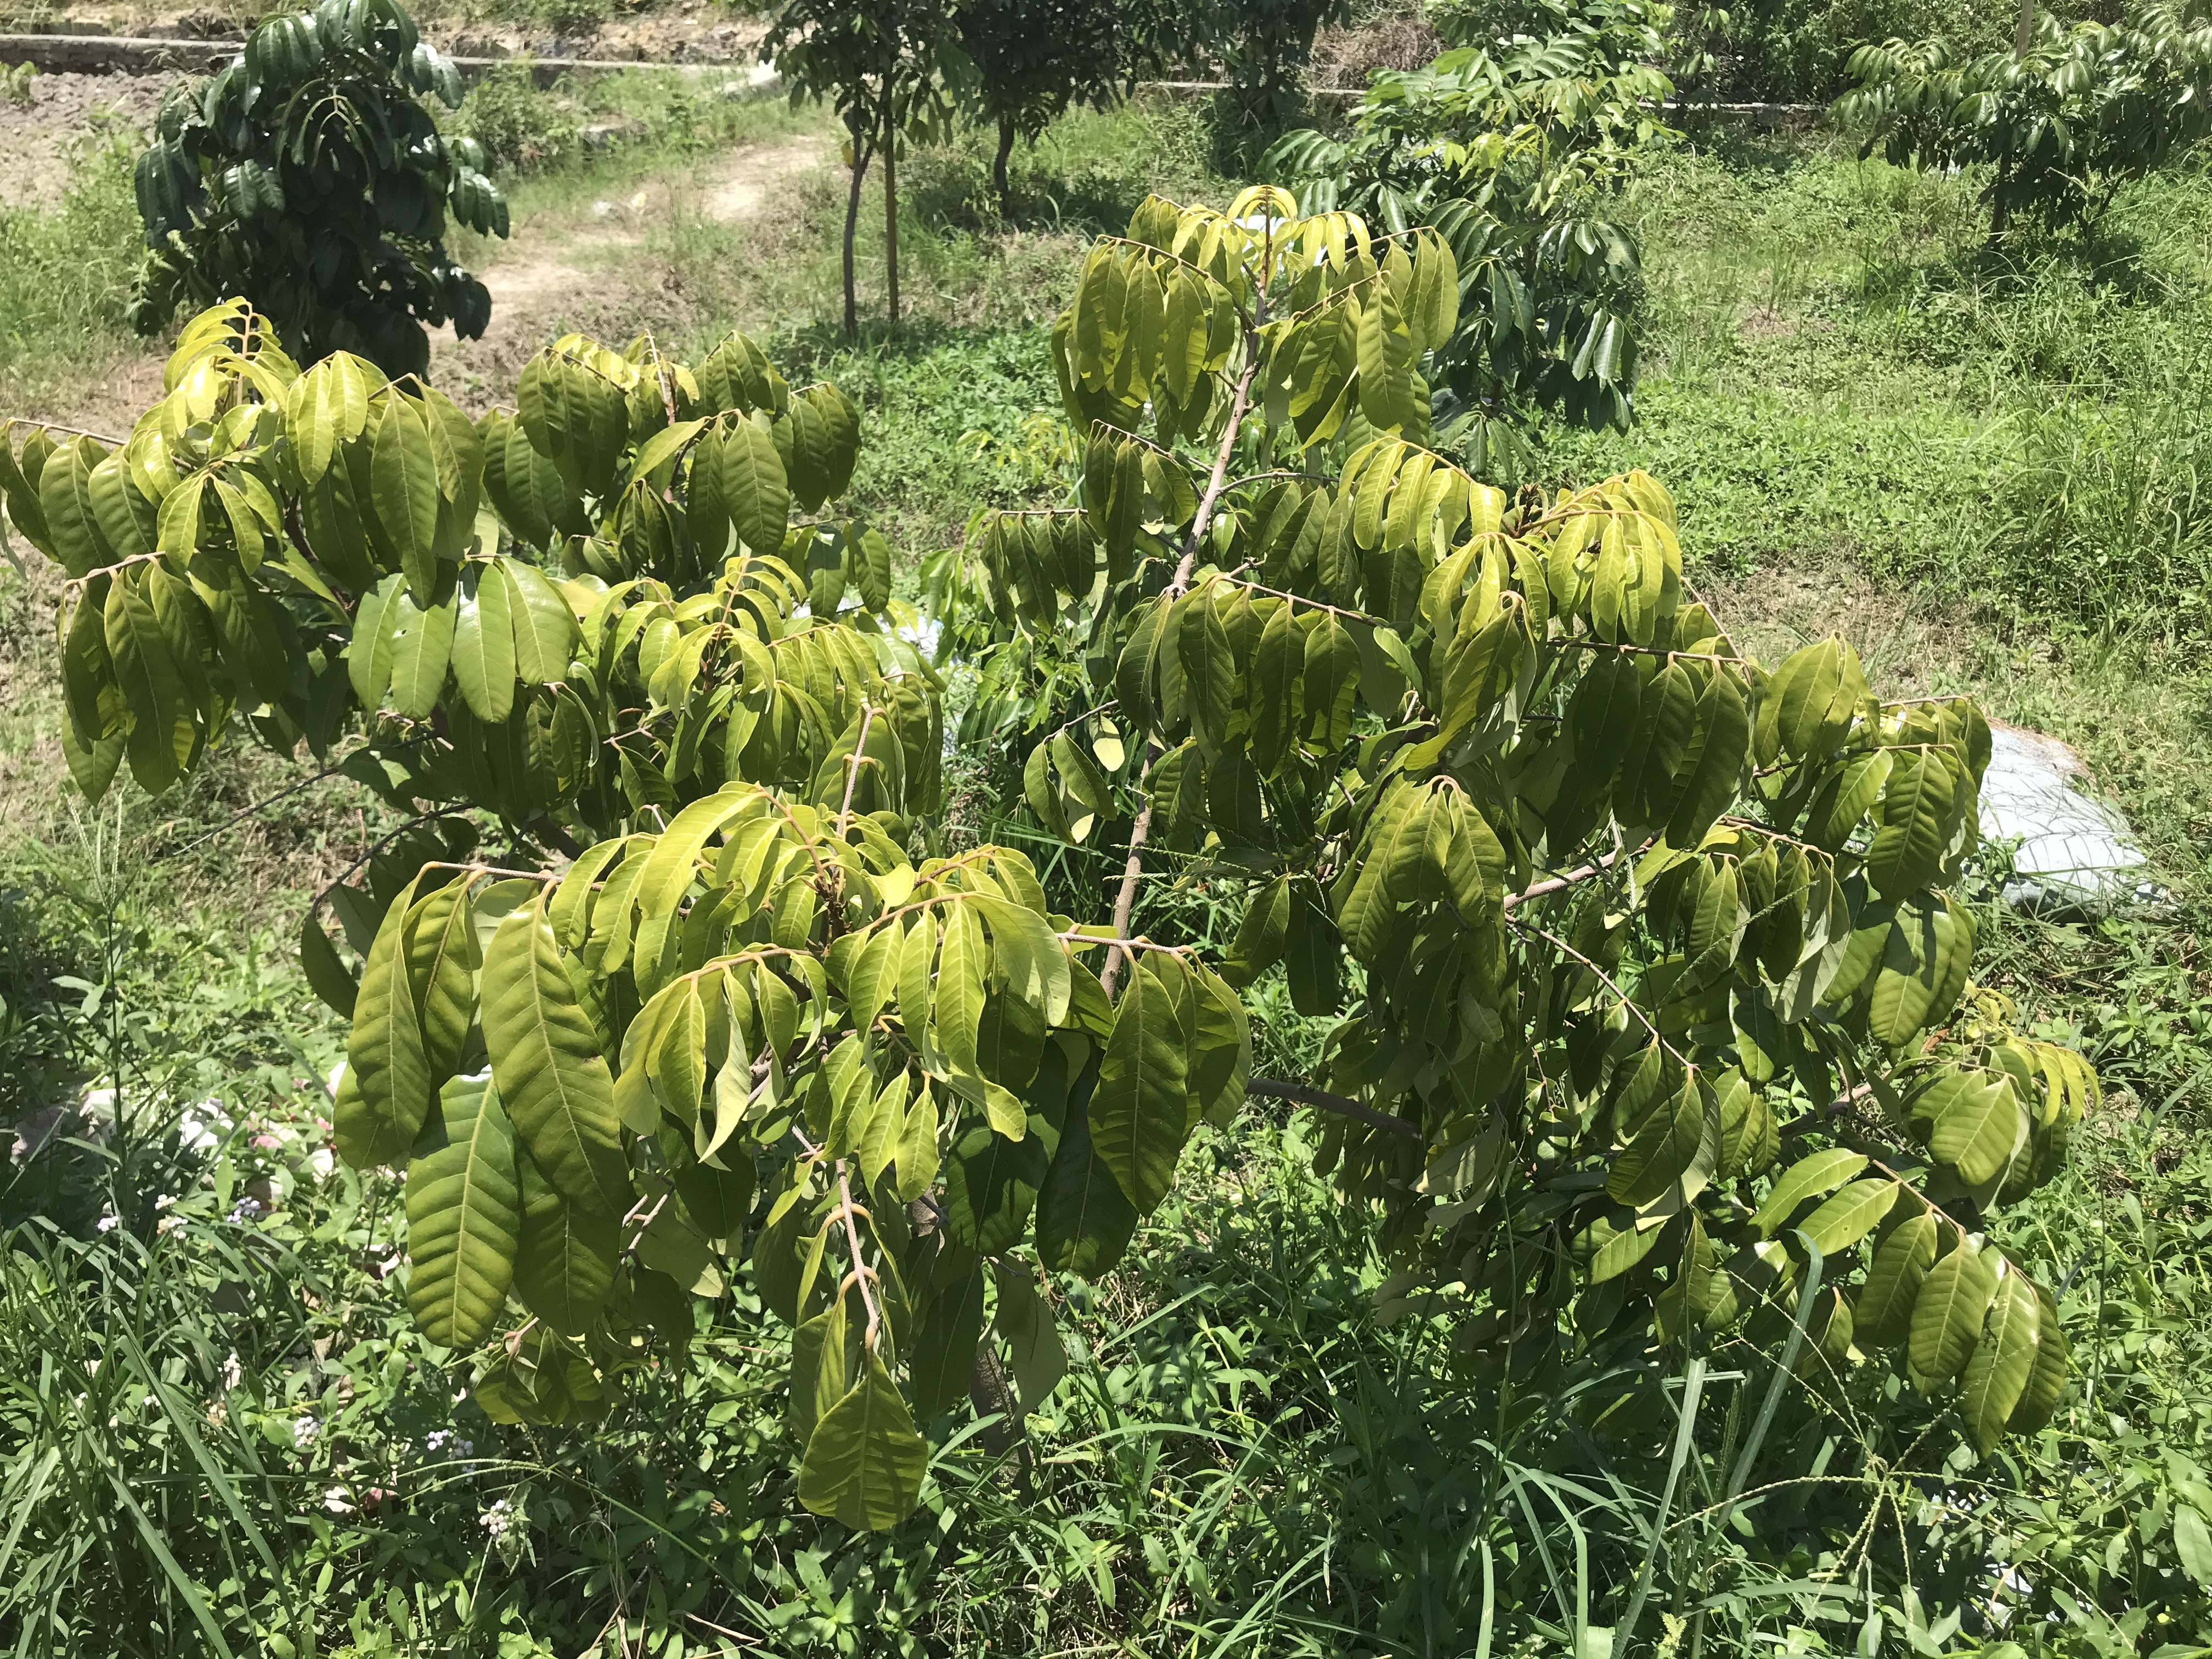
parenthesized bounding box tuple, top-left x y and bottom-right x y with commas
(131, 0, 508, 377)
(1, 191, 2091, 1541)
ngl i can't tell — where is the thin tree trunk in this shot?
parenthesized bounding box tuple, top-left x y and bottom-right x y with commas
(842, 118, 872, 340)
(883, 107, 901, 328)
(1991, 0, 2034, 236)
(993, 116, 1016, 213)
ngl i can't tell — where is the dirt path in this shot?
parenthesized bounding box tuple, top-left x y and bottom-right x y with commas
(28, 130, 824, 435)
(429, 130, 824, 405)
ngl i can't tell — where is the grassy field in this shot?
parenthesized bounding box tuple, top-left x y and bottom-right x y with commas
(2, 71, 2212, 1657)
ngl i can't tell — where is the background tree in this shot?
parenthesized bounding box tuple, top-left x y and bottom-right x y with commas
(1, 190, 2096, 1566)
(1836, 0, 2212, 236)
(128, 0, 507, 378)
(1267, 1, 1674, 471)
(767, 0, 966, 334)
(1201, 0, 1353, 165)
(951, 0, 1186, 211)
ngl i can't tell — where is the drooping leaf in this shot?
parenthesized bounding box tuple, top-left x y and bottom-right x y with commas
(797, 1352, 929, 1530)
(404, 1071, 522, 1350)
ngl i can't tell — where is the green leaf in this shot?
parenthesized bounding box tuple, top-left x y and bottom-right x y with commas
(404, 876, 480, 1086)
(1758, 639, 1862, 763)
(1797, 1177, 1897, 1256)
(1750, 1148, 1868, 1237)
(500, 558, 578, 684)
(385, 588, 456, 721)
(452, 561, 517, 723)
(720, 417, 791, 557)
(1928, 1071, 2026, 1187)
(1960, 1267, 2039, 1451)
(2008, 1284, 2068, 1434)
(1035, 1063, 1136, 1276)
(1855, 1210, 1938, 1346)
(798, 1352, 929, 1530)
(1909, 1240, 1999, 1382)
(338, 878, 432, 1169)
(512, 1143, 618, 1336)
(1666, 667, 1749, 849)
(104, 572, 190, 794)
(992, 1267, 1066, 1413)
(372, 393, 442, 602)
(1606, 1075, 1706, 1207)
(935, 901, 988, 1078)
(482, 896, 632, 1217)
(908, 1259, 984, 1419)
(403, 1071, 522, 1350)
(1866, 749, 1956, 897)
(2176, 1505, 2212, 1588)
(1088, 956, 1193, 1214)
(944, 1118, 1048, 1255)
(300, 907, 358, 1018)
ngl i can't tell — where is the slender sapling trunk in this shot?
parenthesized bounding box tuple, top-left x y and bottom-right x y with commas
(883, 106, 901, 328)
(994, 116, 1016, 213)
(843, 114, 872, 339)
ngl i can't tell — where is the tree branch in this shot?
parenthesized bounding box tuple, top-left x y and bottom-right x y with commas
(1502, 839, 1651, 911)
(1097, 798, 1153, 998)
(1099, 286, 1269, 995)
(1246, 1077, 1421, 1140)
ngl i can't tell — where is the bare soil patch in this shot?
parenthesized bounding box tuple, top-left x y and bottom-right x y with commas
(0, 69, 179, 212)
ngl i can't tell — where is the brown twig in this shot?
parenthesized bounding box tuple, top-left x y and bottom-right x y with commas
(1098, 799, 1154, 999)
(836, 704, 877, 834)
(1099, 287, 1267, 995)
(4, 416, 127, 447)
(1502, 838, 1652, 912)
(1246, 1077, 1420, 1140)
(834, 1161, 882, 1351)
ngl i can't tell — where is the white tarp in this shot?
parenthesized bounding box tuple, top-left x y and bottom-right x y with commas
(1979, 721, 2160, 913)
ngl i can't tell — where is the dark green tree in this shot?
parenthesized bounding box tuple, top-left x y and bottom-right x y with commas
(951, 0, 1182, 210)
(128, 0, 507, 378)
(1204, 0, 1352, 165)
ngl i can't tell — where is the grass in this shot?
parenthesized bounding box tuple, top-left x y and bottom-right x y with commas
(0, 132, 142, 417)
(5, 64, 2212, 1659)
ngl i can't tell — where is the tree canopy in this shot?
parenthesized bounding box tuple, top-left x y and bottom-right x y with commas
(0, 189, 2093, 1532)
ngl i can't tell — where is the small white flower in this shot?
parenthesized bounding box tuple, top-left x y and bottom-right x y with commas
(292, 1414, 319, 1448)
(322, 1486, 353, 1515)
(308, 1147, 335, 1181)
(156, 1215, 185, 1236)
(95, 1214, 120, 1233)
(481, 1498, 516, 1540)
(219, 1351, 242, 1392)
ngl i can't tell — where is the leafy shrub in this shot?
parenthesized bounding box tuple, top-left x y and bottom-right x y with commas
(534, 0, 610, 34)
(1836, 0, 2212, 236)
(0, 176, 2107, 1595)
(128, 0, 510, 377)
(950, 0, 1184, 208)
(1675, 0, 2026, 103)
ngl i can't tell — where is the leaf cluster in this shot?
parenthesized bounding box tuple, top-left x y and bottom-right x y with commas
(5, 183, 2109, 1534)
